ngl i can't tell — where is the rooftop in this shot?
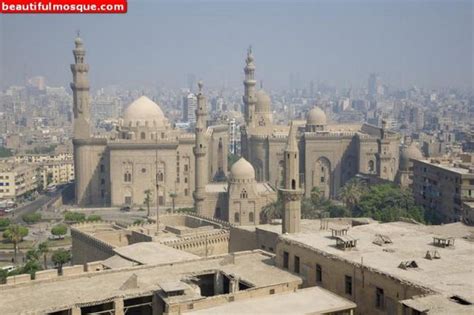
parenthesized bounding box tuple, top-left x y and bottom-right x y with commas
(185, 286, 356, 315)
(280, 221, 474, 304)
(0, 251, 301, 314)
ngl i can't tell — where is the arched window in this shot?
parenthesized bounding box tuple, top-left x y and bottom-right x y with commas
(249, 212, 254, 222)
(157, 172, 164, 182)
(368, 160, 375, 172)
(240, 189, 248, 199)
(291, 179, 296, 190)
(140, 132, 146, 140)
(234, 212, 240, 223)
(124, 171, 132, 182)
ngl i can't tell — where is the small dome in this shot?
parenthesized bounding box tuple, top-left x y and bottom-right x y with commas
(307, 107, 327, 126)
(255, 89, 271, 113)
(400, 143, 423, 170)
(230, 158, 255, 181)
(123, 96, 167, 128)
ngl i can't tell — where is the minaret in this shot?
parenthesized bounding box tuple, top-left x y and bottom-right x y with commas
(243, 46, 257, 128)
(193, 81, 208, 215)
(70, 33, 91, 139)
(280, 121, 303, 233)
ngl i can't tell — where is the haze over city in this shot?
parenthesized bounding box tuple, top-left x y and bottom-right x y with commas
(1, 0, 472, 90)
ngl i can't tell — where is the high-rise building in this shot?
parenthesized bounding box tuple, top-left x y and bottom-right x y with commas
(183, 93, 197, 124)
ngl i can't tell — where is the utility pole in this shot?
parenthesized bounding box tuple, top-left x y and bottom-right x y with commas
(155, 131, 160, 235)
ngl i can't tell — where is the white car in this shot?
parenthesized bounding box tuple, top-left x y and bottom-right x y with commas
(1, 265, 16, 272)
(4, 208, 13, 213)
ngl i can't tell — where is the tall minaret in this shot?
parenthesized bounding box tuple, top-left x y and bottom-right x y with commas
(70, 33, 91, 139)
(193, 81, 208, 215)
(280, 121, 303, 233)
(243, 46, 257, 128)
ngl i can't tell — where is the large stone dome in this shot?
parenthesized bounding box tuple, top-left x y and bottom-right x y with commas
(123, 96, 167, 128)
(307, 107, 327, 126)
(400, 143, 423, 170)
(255, 89, 271, 113)
(230, 157, 255, 181)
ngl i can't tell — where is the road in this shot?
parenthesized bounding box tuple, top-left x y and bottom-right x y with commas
(10, 190, 63, 224)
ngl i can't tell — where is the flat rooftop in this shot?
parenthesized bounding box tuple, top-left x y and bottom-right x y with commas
(184, 286, 356, 315)
(0, 251, 300, 314)
(112, 242, 199, 265)
(280, 221, 474, 304)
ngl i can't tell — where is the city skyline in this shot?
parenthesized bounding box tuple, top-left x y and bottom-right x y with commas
(1, 0, 472, 91)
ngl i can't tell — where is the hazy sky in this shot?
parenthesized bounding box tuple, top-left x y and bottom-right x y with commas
(1, 0, 472, 91)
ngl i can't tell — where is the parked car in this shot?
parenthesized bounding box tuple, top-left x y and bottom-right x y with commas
(120, 206, 131, 212)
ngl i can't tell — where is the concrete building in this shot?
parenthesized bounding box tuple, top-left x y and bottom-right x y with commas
(0, 163, 38, 201)
(240, 49, 400, 199)
(182, 92, 197, 124)
(0, 251, 356, 315)
(70, 37, 228, 209)
(412, 157, 474, 223)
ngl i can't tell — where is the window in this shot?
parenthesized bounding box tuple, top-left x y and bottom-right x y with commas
(291, 179, 296, 189)
(124, 172, 132, 182)
(140, 132, 146, 140)
(100, 164, 105, 173)
(283, 251, 289, 269)
(345, 275, 352, 295)
(320, 176, 325, 183)
(316, 264, 322, 283)
(157, 172, 164, 182)
(249, 212, 254, 222)
(184, 177, 188, 183)
(368, 160, 375, 172)
(376, 287, 385, 309)
(240, 189, 248, 199)
(234, 212, 240, 223)
(294, 256, 300, 274)
(101, 179, 105, 185)
(184, 188, 188, 196)
(141, 168, 146, 173)
(184, 165, 189, 172)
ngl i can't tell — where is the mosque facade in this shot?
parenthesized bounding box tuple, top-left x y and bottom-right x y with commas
(71, 37, 228, 208)
(240, 48, 401, 199)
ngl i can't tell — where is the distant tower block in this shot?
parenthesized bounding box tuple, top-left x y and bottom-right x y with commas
(280, 121, 303, 234)
(193, 81, 208, 215)
(70, 34, 91, 139)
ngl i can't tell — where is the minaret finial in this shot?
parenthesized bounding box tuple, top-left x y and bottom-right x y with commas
(76, 29, 80, 37)
(260, 80, 263, 89)
(248, 45, 252, 55)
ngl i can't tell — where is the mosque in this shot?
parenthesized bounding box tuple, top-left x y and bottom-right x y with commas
(240, 47, 401, 199)
(71, 36, 275, 224)
(72, 36, 405, 225)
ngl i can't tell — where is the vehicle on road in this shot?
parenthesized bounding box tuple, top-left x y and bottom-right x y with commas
(120, 206, 131, 212)
(1, 265, 17, 273)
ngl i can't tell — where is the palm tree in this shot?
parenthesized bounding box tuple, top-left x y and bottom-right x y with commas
(338, 178, 367, 212)
(3, 224, 28, 264)
(144, 189, 152, 217)
(260, 200, 283, 223)
(38, 242, 49, 269)
(169, 192, 178, 214)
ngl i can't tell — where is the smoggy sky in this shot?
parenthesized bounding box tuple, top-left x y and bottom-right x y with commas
(1, 0, 472, 91)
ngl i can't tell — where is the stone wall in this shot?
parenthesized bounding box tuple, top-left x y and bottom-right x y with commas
(71, 225, 116, 264)
(276, 238, 430, 315)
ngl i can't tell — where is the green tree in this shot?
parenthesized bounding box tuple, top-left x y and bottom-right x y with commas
(0, 147, 13, 158)
(51, 224, 68, 238)
(144, 189, 152, 217)
(0, 218, 10, 230)
(38, 242, 49, 269)
(22, 259, 42, 277)
(169, 192, 178, 214)
(3, 225, 29, 263)
(260, 199, 283, 223)
(22, 212, 42, 225)
(26, 248, 41, 261)
(355, 184, 424, 223)
(64, 211, 86, 222)
(51, 249, 71, 275)
(338, 178, 368, 211)
(86, 214, 101, 222)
